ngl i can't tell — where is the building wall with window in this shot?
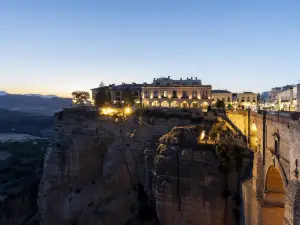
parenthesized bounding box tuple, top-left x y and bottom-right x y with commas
(91, 83, 142, 106)
(142, 77, 212, 110)
(237, 92, 258, 110)
(212, 90, 233, 107)
(277, 85, 300, 111)
(109, 83, 142, 105)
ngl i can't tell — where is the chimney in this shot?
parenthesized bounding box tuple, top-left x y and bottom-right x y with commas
(195, 77, 197, 80)
(153, 78, 156, 81)
(180, 78, 182, 80)
(168, 76, 170, 79)
(191, 77, 193, 80)
(186, 77, 189, 80)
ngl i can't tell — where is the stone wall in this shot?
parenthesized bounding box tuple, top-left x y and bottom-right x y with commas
(226, 110, 300, 225)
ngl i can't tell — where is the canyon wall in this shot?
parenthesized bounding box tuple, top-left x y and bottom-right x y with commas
(38, 108, 246, 225)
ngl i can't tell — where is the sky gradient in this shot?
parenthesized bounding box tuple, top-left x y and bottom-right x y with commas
(0, 0, 299, 97)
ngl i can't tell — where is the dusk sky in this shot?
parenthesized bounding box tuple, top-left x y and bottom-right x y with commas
(1, 1, 299, 97)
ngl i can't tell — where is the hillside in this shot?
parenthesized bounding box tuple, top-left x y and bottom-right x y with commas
(0, 94, 72, 115)
(0, 109, 54, 137)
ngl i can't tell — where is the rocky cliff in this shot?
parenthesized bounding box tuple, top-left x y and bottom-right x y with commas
(38, 108, 247, 225)
(151, 126, 225, 225)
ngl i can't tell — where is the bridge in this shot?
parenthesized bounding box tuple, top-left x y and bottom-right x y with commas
(224, 110, 300, 225)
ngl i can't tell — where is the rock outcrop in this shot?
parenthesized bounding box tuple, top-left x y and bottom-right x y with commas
(151, 126, 226, 225)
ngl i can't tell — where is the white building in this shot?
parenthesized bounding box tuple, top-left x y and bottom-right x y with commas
(212, 90, 233, 108)
(142, 77, 212, 111)
(237, 92, 258, 110)
(277, 85, 300, 111)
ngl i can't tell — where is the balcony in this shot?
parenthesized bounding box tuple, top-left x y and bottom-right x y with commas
(171, 95, 178, 99)
(181, 96, 189, 99)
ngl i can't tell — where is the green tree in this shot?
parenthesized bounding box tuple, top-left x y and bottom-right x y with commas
(227, 104, 233, 110)
(209, 121, 226, 143)
(72, 91, 90, 104)
(123, 88, 134, 106)
(215, 99, 226, 109)
(95, 87, 110, 107)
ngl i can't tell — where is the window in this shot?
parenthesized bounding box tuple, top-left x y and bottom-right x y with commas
(172, 90, 177, 98)
(163, 91, 168, 98)
(192, 90, 197, 98)
(133, 91, 139, 96)
(153, 91, 158, 98)
(182, 91, 188, 99)
(253, 97, 256, 102)
(247, 97, 250, 102)
(222, 97, 225, 102)
(144, 92, 149, 98)
(202, 91, 208, 99)
(116, 91, 121, 96)
(228, 97, 230, 102)
(241, 97, 244, 102)
(155, 82, 160, 85)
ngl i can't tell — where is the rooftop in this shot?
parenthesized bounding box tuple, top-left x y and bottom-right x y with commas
(212, 89, 231, 93)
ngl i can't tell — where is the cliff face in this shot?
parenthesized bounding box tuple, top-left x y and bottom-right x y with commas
(38, 109, 142, 225)
(151, 126, 225, 225)
(38, 108, 238, 225)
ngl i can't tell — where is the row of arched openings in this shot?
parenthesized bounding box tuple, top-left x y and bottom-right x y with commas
(144, 100, 208, 109)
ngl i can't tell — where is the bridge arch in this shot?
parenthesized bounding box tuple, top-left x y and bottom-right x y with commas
(261, 166, 285, 225)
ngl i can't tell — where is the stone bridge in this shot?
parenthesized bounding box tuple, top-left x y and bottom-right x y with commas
(224, 110, 300, 225)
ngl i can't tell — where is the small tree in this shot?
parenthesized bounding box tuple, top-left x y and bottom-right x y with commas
(123, 88, 134, 106)
(72, 91, 90, 104)
(215, 100, 225, 109)
(99, 81, 105, 87)
(227, 104, 233, 110)
(95, 87, 109, 107)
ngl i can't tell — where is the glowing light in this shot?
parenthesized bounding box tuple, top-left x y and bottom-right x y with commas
(101, 107, 117, 115)
(124, 107, 132, 114)
(200, 131, 205, 140)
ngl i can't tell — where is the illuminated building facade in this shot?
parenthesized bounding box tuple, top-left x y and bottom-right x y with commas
(237, 92, 258, 110)
(141, 77, 212, 111)
(91, 83, 142, 106)
(212, 90, 233, 108)
(277, 84, 300, 111)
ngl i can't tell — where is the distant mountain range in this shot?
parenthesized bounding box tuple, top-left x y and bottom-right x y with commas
(0, 91, 59, 99)
(0, 94, 72, 116)
(0, 91, 8, 96)
(24, 94, 58, 98)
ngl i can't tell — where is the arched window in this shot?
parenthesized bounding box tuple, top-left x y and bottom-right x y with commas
(161, 101, 169, 107)
(152, 101, 159, 107)
(181, 101, 189, 108)
(191, 102, 199, 108)
(201, 102, 208, 112)
(171, 101, 179, 107)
